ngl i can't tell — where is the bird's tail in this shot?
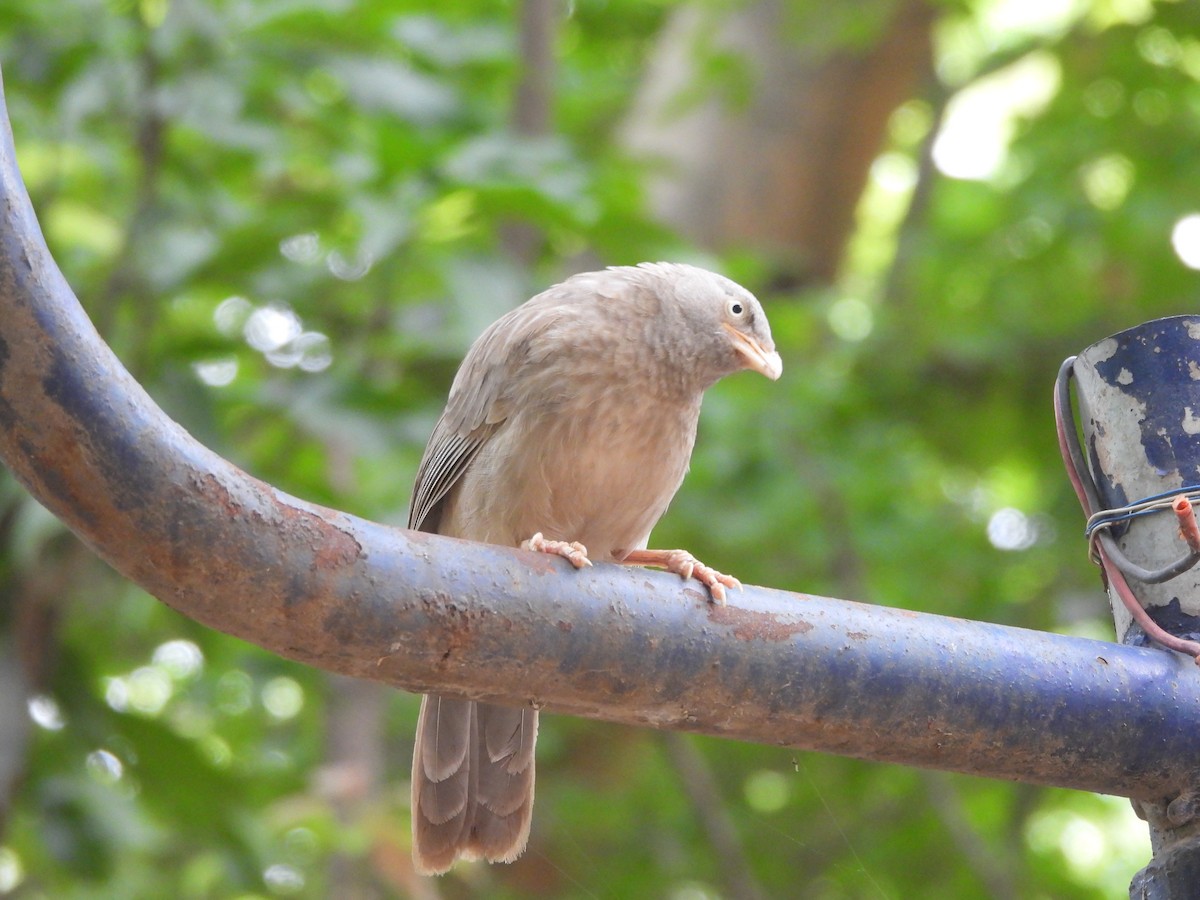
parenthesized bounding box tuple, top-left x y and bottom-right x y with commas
(411, 694, 538, 875)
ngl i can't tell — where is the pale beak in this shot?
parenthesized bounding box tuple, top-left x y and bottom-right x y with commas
(723, 322, 783, 380)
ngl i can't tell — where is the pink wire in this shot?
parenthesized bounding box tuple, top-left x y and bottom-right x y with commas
(1053, 368, 1200, 665)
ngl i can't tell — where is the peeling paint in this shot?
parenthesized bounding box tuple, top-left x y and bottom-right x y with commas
(1076, 315, 1200, 628)
(1185, 407, 1200, 436)
(709, 605, 814, 642)
(1090, 336, 1119, 363)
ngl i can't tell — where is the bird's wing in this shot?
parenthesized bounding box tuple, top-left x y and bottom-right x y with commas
(407, 298, 568, 533)
(406, 422, 494, 532)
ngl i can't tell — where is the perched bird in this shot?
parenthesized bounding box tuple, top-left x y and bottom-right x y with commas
(407, 261, 781, 875)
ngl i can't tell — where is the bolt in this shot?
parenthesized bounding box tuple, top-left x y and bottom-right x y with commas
(1166, 791, 1200, 827)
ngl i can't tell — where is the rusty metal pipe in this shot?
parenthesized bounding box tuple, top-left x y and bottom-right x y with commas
(1, 68, 1198, 802)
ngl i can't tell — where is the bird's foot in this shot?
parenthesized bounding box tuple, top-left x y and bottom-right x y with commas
(616, 549, 741, 605)
(522, 532, 592, 569)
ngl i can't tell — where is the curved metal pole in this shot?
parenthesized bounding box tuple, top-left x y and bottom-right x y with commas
(0, 67, 1198, 803)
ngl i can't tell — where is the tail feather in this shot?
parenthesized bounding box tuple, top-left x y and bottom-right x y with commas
(416, 694, 472, 782)
(411, 696, 538, 875)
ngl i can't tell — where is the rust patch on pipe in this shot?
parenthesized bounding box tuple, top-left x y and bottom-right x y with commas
(197, 473, 243, 518)
(308, 516, 362, 570)
(708, 604, 814, 642)
(197, 472, 363, 571)
(436, 619, 475, 664)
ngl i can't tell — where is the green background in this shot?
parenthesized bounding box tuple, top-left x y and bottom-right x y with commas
(3, 0, 1198, 897)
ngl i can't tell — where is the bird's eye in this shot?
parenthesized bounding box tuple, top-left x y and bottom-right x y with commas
(728, 299, 745, 317)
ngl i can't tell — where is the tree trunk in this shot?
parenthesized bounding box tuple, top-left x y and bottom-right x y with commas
(621, 0, 935, 286)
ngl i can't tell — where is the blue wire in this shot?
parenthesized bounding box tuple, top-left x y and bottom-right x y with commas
(1085, 484, 1200, 537)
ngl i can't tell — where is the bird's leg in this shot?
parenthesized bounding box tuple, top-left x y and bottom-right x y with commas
(521, 532, 592, 569)
(615, 549, 741, 605)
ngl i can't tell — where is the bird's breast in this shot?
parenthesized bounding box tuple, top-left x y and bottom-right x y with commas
(440, 388, 702, 561)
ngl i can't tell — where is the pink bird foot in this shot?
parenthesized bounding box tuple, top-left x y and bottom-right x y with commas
(617, 548, 741, 604)
(522, 532, 592, 569)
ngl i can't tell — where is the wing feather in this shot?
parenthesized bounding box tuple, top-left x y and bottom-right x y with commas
(407, 425, 493, 532)
(406, 295, 573, 533)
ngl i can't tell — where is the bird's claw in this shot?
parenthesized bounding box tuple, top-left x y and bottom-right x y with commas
(620, 548, 741, 605)
(522, 532, 592, 569)
(663, 550, 740, 605)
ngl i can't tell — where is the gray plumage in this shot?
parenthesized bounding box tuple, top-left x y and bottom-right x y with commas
(408, 261, 781, 875)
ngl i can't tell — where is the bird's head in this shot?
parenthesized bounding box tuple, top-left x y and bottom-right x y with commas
(640, 262, 783, 387)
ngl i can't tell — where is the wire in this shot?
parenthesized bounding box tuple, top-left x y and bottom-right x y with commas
(1085, 486, 1200, 539)
(1053, 358, 1200, 663)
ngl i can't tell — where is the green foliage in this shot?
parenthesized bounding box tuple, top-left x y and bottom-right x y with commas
(0, 0, 1189, 896)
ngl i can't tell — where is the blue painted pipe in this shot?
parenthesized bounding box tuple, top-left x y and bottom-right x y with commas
(0, 67, 1197, 805)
